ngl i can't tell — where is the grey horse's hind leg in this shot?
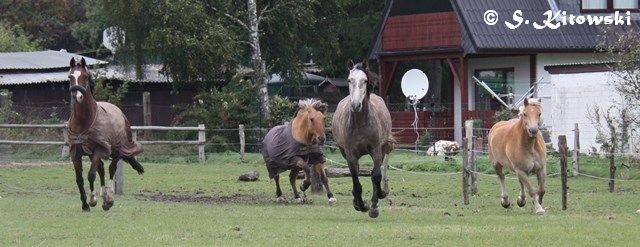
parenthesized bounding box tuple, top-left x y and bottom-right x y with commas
(368, 148, 385, 218)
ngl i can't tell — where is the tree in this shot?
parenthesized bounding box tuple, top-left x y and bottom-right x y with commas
(0, 0, 87, 51)
(0, 23, 39, 52)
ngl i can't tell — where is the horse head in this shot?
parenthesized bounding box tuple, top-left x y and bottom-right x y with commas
(519, 98, 542, 138)
(347, 59, 374, 112)
(294, 98, 327, 145)
(68, 57, 94, 104)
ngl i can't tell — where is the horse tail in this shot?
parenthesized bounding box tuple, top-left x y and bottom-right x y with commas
(122, 156, 144, 175)
(383, 133, 396, 154)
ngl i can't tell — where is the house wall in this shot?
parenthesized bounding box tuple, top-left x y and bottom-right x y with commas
(547, 71, 620, 152)
(536, 52, 609, 129)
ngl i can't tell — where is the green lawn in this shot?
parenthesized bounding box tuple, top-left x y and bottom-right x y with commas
(1, 152, 639, 246)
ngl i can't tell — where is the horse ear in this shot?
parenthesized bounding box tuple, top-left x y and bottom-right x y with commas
(524, 98, 529, 106)
(70, 57, 76, 67)
(362, 59, 368, 70)
(347, 60, 354, 70)
(315, 102, 328, 114)
(80, 58, 87, 68)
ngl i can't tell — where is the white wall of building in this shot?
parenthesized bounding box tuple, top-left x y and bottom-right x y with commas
(547, 71, 620, 152)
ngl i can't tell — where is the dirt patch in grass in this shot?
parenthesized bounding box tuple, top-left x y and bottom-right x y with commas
(137, 192, 270, 204)
(0, 161, 67, 168)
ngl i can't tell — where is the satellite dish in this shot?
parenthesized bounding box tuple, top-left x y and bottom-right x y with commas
(401, 69, 429, 101)
(102, 27, 125, 53)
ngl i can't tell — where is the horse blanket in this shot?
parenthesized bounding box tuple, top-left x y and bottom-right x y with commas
(262, 123, 325, 179)
(67, 102, 143, 158)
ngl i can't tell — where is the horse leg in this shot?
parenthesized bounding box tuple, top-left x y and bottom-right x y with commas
(97, 160, 106, 198)
(495, 164, 511, 208)
(537, 167, 546, 205)
(368, 148, 385, 218)
(72, 158, 90, 211)
(102, 158, 118, 211)
(274, 175, 285, 203)
(289, 168, 304, 204)
(517, 179, 526, 207)
(316, 163, 336, 206)
(515, 169, 545, 214)
(87, 155, 101, 207)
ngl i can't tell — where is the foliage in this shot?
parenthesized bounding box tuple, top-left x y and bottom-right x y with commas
(0, 0, 87, 51)
(587, 105, 635, 154)
(91, 73, 130, 106)
(265, 95, 296, 127)
(493, 108, 513, 123)
(0, 23, 39, 52)
(185, 73, 260, 129)
(599, 28, 640, 108)
(0, 90, 22, 124)
(420, 130, 433, 146)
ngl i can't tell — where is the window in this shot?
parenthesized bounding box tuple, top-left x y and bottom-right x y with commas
(582, 0, 639, 12)
(474, 68, 514, 111)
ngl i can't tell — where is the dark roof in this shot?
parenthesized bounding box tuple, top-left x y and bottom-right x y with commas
(370, 0, 640, 58)
(452, 0, 627, 52)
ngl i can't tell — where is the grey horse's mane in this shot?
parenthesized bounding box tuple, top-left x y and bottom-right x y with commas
(298, 98, 328, 114)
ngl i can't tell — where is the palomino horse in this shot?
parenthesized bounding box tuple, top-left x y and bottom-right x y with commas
(332, 60, 394, 218)
(488, 98, 547, 214)
(262, 99, 336, 205)
(67, 58, 144, 211)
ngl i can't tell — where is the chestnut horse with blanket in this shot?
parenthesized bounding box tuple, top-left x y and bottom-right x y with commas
(262, 99, 336, 205)
(67, 58, 144, 211)
(488, 98, 547, 214)
(332, 60, 394, 218)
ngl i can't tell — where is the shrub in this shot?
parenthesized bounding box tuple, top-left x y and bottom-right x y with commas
(266, 95, 296, 127)
(494, 107, 513, 123)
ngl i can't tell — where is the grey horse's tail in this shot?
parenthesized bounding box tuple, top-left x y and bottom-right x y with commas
(383, 133, 396, 154)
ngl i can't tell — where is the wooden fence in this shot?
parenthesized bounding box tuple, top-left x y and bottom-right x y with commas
(0, 123, 207, 161)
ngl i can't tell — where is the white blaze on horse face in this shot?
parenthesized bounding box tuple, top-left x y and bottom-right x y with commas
(348, 69, 367, 112)
(70, 70, 82, 85)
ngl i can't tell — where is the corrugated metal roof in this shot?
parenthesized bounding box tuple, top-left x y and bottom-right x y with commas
(0, 71, 69, 85)
(96, 64, 171, 83)
(0, 50, 107, 70)
(452, 0, 640, 51)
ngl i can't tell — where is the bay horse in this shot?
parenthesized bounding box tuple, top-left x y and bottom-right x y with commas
(332, 60, 394, 218)
(262, 99, 336, 205)
(67, 57, 144, 211)
(488, 98, 547, 214)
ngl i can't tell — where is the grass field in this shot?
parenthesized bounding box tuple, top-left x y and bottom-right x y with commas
(1, 152, 639, 246)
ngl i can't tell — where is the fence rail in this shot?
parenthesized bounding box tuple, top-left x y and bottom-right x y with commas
(0, 123, 207, 161)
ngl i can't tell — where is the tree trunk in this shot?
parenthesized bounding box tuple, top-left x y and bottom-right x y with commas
(247, 0, 269, 120)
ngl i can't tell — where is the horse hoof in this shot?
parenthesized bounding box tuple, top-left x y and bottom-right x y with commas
(102, 201, 113, 211)
(368, 208, 379, 218)
(89, 200, 97, 207)
(501, 198, 511, 209)
(276, 196, 286, 203)
(517, 197, 526, 207)
(353, 201, 369, 212)
(535, 208, 546, 215)
(378, 190, 388, 200)
(82, 204, 90, 212)
(328, 197, 337, 206)
(295, 197, 305, 204)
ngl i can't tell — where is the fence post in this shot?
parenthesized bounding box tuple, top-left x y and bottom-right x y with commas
(573, 123, 580, 176)
(558, 135, 568, 210)
(239, 124, 245, 162)
(115, 159, 125, 195)
(470, 136, 478, 195)
(609, 153, 616, 192)
(143, 92, 152, 126)
(61, 125, 70, 158)
(462, 137, 469, 205)
(132, 130, 137, 142)
(198, 124, 206, 162)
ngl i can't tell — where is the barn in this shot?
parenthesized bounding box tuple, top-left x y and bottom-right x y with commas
(369, 0, 639, 144)
(0, 50, 197, 126)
